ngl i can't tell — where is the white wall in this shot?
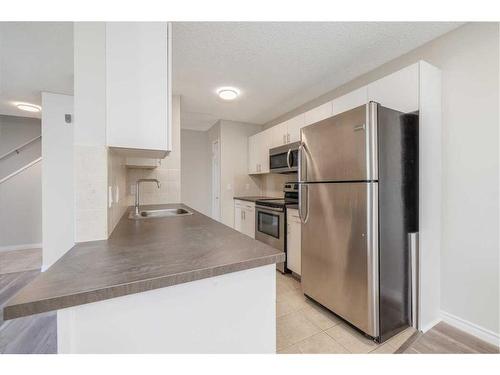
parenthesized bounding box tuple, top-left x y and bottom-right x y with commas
(265, 23, 500, 338)
(0, 115, 42, 249)
(41, 92, 74, 270)
(74, 22, 108, 242)
(219, 120, 262, 227)
(0, 115, 41, 178)
(181, 129, 211, 216)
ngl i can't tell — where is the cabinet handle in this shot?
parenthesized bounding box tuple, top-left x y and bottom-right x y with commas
(283, 134, 286, 144)
(243, 210, 245, 220)
(287, 133, 290, 143)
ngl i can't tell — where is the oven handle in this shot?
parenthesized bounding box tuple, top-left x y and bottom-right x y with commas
(256, 205, 284, 213)
(286, 148, 292, 169)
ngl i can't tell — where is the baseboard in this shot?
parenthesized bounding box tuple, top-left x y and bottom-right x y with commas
(441, 310, 500, 347)
(420, 317, 441, 333)
(0, 243, 42, 253)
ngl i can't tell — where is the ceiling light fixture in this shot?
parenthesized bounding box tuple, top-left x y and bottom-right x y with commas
(217, 87, 240, 101)
(16, 103, 41, 113)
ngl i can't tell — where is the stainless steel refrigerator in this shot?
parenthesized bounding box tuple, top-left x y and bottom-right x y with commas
(298, 102, 418, 342)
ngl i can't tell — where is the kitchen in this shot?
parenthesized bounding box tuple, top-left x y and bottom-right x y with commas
(0, 20, 499, 358)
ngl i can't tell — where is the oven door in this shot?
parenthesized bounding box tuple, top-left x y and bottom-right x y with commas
(255, 206, 284, 251)
(269, 142, 300, 173)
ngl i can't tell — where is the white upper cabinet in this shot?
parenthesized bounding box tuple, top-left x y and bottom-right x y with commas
(248, 134, 259, 174)
(271, 114, 305, 147)
(285, 114, 305, 143)
(259, 128, 272, 173)
(271, 122, 288, 148)
(367, 63, 419, 113)
(248, 129, 271, 174)
(303, 101, 333, 127)
(332, 86, 368, 116)
(106, 22, 171, 157)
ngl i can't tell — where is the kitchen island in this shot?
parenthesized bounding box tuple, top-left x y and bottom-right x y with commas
(3, 204, 284, 353)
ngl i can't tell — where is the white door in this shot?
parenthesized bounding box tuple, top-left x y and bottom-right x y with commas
(211, 140, 220, 221)
(41, 92, 75, 270)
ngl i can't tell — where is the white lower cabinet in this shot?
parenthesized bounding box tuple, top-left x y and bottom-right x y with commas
(286, 209, 301, 275)
(234, 200, 255, 239)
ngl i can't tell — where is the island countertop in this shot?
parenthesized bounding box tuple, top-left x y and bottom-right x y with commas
(3, 204, 285, 321)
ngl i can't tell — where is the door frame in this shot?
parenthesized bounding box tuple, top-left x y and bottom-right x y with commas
(211, 139, 220, 221)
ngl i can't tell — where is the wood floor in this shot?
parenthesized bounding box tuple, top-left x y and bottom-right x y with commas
(0, 262, 497, 354)
(401, 322, 499, 354)
(0, 269, 56, 354)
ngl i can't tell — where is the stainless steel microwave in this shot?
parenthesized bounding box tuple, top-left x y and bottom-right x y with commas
(269, 141, 300, 174)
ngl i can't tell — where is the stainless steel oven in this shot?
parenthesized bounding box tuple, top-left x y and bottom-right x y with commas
(269, 141, 300, 174)
(255, 204, 285, 272)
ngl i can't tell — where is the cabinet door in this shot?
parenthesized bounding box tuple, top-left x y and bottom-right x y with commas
(106, 22, 170, 154)
(367, 63, 419, 113)
(234, 202, 243, 232)
(242, 206, 255, 239)
(259, 128, 273, 174)
(285, 114, 305, 143)
(332, 86, 368, 116)
(271, 122, 288, 148)
(248, 134, 258, 174)
(303, 101, 333, 127)
(287, 210, 301, 275)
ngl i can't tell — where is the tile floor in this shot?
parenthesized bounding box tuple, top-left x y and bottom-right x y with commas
(276, 271, 416, 354)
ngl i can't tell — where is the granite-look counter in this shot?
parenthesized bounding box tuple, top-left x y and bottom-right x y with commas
(3, 204, 285, 321)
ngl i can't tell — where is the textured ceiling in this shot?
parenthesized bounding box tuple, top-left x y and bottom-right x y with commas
(0, 22, 73, 118)
(173, 22, 462, 131)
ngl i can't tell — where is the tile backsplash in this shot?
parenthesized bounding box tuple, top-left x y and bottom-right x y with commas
(75, 144, 108, 242)
(259, 173, 297, 197)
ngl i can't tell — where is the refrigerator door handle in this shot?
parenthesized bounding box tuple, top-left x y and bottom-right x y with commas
(298, 183, 309, 224)
(298, 142, 308, 183)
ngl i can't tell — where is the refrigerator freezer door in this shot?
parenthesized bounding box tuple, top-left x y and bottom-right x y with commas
(299, 103, 378, 182)
(301, 182, 379, 337)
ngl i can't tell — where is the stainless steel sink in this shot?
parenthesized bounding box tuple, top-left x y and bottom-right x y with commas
(129, 208, 193, 220)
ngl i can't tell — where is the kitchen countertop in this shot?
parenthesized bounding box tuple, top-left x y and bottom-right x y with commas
(3, 204, 285, 320)
(233, 196, 279, 202)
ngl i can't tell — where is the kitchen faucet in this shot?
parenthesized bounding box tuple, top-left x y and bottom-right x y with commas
(135, 178, 161, 215)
